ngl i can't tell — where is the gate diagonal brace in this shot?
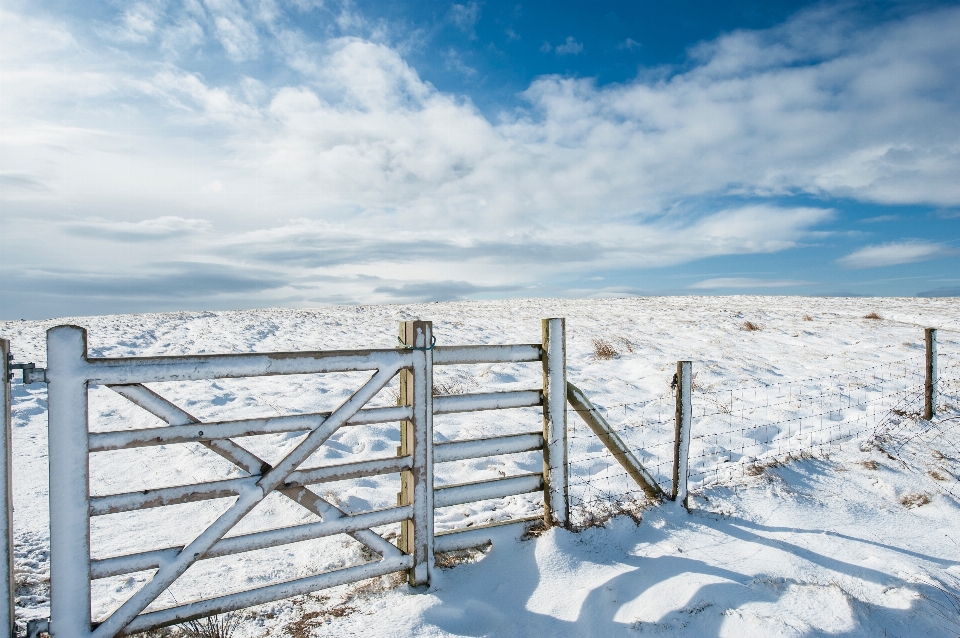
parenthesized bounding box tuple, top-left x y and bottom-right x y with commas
(107, 384, 402, 562)
(92, 364, 401, 638)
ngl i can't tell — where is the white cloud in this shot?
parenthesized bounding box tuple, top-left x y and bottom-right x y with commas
(450, 2, 481, 38)
(837, 241, 956, 269)
(4, 4, 960, 312)
(204, 0, 261, 61)
(554, 36, 583, 55)
(689, 278, 811, 290)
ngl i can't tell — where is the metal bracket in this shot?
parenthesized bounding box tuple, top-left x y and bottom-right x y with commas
(26, 618, 49, 638)
(6, 353, 46, 384)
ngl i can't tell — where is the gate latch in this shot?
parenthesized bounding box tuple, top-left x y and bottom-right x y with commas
(6, 353, 47, 384)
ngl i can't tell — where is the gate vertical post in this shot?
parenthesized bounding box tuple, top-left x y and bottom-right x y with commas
(672, 361, 692, 509)
(924, 327, 938, 420)
(46, 327, 93, 637)
(542, 318, 569, 528)
(398, 321, 434, 586)
(0, 341, 14, 638)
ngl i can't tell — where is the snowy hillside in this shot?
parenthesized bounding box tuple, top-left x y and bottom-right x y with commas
(2, 296, 959, 637)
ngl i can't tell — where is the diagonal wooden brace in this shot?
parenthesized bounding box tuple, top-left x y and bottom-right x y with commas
(92, 364, 400, 638)
(108, 385, 400, 558)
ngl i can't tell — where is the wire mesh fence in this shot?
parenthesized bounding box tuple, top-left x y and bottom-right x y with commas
(567, 344, 960, 528)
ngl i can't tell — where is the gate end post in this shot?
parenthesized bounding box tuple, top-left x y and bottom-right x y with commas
(924, 327, 937, 420)
(0, 340, 14, 638)
(672, 361, 692, 510)
(542, 318, 569, 528)
(398, 320, 434, 587)
(46, 326, 93, 637)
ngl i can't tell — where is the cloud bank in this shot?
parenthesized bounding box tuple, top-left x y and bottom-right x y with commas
(2, 2, 960, 316)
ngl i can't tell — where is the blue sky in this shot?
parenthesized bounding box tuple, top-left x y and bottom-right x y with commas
(1, 0, 959, 319)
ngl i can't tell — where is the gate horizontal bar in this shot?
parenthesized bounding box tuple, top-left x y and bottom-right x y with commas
(91, 456, 413, 515)
(89, 405, 412, 452)
(92, 505, 412, 579)
(284, 455, 412, 488)
(433, 345, 541, 365)
(434, 473, 543, 508)
(434, 433, 543, 463)
(434, 390, 542, 414)
(434, 515, 542, 553)
(116, 555, 413, 636)
(82, 349, 410, 385)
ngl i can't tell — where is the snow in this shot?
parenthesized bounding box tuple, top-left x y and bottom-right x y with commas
(1, 295, 958, 636)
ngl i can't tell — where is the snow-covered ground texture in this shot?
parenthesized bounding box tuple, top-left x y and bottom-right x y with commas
(1, 295, 959, 637)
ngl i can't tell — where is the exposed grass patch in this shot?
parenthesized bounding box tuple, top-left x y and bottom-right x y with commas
(864, 312, 883, 320)
(802, 314, 814, 321)
(741, 321, 762, 332)
(860, 460, 879, 470)
(182, 613, 241, 638)
(901, 492, 931, 508)
(929, 469, 949, 481)
(592, 338, 619, 359)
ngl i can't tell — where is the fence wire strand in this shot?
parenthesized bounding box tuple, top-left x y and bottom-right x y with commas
(567, 348, 959, 528)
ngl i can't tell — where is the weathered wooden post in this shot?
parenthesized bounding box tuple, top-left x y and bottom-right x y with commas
(542, 318, 569, 528)
(924, 327, 938, 420)
(397, 320, 434, 586)
(1, 341, 14, 638)
(672, 361, 692, 509)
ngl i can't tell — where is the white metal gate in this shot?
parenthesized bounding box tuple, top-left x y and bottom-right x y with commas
(18, 318, 570, 637)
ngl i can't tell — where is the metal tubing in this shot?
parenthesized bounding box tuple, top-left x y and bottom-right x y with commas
(116, 556, 413, 636)
(82, 349, 409, 385)
(107, 384, 402, 562)
(89, 404, 411, 452)
(47, 326, 94, 637)
(434, 516, 541, 553)
(0, 341, 14, 638)
(672, 361, 693, 508)
(433, 390, 542, 414)
(91, 454, 415, 515)
(91, 505, 413, 579)
(284, 456, 412, 488)
(566, 382, 664, 500)
(924, 328, 938, 420)
(541, 318, 569, 527)
(90, 364, 400, 638)
(434, 473, 543, 508)
(433, 344, 541, 365)
(90, 476, 253, 516)
(434, 433, 543, 464)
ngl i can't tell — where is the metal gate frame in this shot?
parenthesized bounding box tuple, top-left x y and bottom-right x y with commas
(6, 318, 569, 637)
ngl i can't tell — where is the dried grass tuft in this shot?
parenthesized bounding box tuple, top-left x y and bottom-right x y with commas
(864, 312, 883, 320)
(860, 460, 878, 470)
(741, 321, 762, 332)
(802, 315, 814, 321)
(900, 492, 931, 508)
(181, 613, 241, 638)
(592, 338, 619, 359)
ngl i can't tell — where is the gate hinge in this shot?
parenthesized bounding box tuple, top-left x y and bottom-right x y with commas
(6, 353, 47, 384)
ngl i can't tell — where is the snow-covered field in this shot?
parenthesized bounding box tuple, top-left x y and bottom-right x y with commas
(2, 296, 959, 637)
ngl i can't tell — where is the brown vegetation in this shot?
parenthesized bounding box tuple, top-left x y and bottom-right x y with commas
(592, 338, 619, 359)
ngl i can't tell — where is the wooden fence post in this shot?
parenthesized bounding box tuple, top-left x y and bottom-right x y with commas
(542, 318, 569, 528)
(398, 320, 434, 586)
(1, 341, 14, 638)
(672, 361, 692, 509)
(924, 327, 938, 420)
